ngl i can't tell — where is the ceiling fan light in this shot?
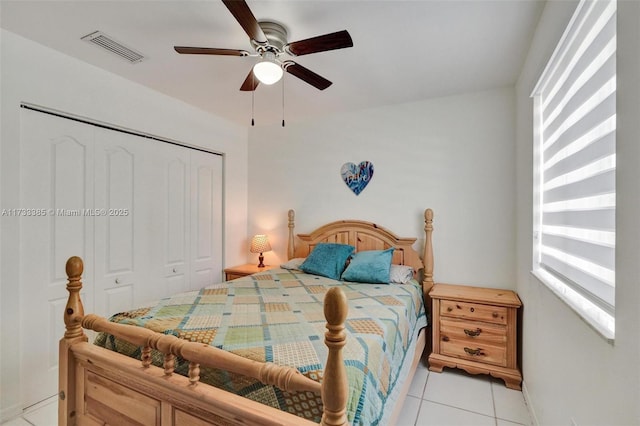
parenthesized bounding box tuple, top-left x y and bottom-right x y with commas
(253, 53, 283, 85)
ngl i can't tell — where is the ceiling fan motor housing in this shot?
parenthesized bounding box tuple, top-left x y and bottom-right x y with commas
(253, 21, 288, 55)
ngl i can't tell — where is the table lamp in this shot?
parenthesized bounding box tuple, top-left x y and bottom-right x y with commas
(250, 234, 272, 268)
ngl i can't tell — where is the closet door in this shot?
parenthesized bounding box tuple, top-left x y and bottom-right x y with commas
(93, 128, 152, 317)
(190, 150, 223, 290)
(19, 109, 95, 407)
(17, 110, 225, 410)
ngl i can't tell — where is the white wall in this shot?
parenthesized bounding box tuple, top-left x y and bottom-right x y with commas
(515, 1, 640, 424)
(247, 87, 517, 289)
(0, 30, 249, 419)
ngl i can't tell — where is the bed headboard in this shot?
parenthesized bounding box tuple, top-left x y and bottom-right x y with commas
(286, 209, 434, 297)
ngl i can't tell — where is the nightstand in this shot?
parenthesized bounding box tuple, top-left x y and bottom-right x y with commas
(224, 263, 277, 281)
(428, 283, 522, 389)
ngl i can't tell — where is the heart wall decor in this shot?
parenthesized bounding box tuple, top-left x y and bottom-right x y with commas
(341, 161, 374, 195)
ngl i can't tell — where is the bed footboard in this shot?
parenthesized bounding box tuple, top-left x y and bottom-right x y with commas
(59, 257, 349, 426)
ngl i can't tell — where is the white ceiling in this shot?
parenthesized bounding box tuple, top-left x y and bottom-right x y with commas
(1, 0, 545, 127)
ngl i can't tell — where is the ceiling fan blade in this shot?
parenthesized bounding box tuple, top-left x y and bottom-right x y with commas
(221, 0, 267, 43)
(240, 69, 260, 91)
(284, 62, 332, 90)
(284, 30, 353, 56)
(174, 46, 249, 56)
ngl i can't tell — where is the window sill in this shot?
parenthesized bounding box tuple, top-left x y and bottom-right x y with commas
(530, 269, 615, 344)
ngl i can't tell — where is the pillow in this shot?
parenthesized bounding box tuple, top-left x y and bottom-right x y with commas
(341, 248, 395, 284)
(389, 264, 415, 284)
(299, 243, 355, 280)
(280, 257, 306, 270)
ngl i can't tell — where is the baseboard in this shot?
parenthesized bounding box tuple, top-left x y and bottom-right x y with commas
(521, 379, 539, 426)
(1, 395, 57, 423)
(0, 403, 22, 424)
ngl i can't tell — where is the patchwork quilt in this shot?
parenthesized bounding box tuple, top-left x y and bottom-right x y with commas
(94, 269, 427, 425)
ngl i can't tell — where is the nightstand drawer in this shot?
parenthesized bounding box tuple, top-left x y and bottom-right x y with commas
(440, 338, 507, 367)
(440, 299, 508, 325)
(440, 318, 507, 346)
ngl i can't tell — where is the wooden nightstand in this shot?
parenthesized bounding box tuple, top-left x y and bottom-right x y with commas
(428, 283, 522, 390)
(224, 263, 277, 281)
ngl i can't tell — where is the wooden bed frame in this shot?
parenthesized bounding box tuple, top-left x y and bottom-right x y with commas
(59, 208, 434, 425)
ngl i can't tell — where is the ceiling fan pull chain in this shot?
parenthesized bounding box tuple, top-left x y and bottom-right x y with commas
(282, 75, 286, 127)
(251, 72, 255, 126)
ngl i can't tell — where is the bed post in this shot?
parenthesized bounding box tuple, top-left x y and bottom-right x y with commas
(321, 287, 349, 426)
(423, 209, 434, 352)
(422, 209, 434, 296)
(59, 256, 88, 425)
(288, 209, 295, 260)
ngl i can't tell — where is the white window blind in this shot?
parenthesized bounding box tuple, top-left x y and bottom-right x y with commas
(531, 0, 616, 339)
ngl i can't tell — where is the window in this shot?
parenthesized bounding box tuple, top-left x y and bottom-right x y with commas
(531, 0, 616, 340)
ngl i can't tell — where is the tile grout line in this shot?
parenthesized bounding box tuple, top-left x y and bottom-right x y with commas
(412, 370, 431, 425)
(491, 381, 498, 426)
(421, 399, 497, 421)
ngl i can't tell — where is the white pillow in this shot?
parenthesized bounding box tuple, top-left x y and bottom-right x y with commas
(389, 264, 414, 284)
(280, 257, 306, 270)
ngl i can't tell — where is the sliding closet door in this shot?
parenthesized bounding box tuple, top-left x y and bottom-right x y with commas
(18, 109, 224, 409)
(19, 109, 95, 407)
(146, 148, 223, 296)
(190, 150, 223, 290)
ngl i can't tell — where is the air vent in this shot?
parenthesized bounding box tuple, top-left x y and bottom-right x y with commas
(81, 31, 145, 63)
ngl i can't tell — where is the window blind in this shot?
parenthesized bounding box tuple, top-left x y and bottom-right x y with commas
(532, 0, 616, 330)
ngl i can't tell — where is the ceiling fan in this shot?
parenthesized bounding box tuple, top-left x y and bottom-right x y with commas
(174, 0, 353, 91)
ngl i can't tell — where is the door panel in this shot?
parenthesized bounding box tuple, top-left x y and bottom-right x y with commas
(104, 285, 135, 317)
(51, 139, 91, 281)
(156, 146, 191, 299)
(93, 129, 147, 317)
(19, 109, 94, 407)
(106, 146, 134, 273)
(190, 151, 223, 290)
(167, 158, 188, 265)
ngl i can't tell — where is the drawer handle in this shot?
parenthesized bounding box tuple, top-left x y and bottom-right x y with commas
(492, 312, 499, 318)
(447, 306, 453, 312)
(442, 336, 450, 342)
(464, 347, 483, 356)
(464, 328, 482, 337)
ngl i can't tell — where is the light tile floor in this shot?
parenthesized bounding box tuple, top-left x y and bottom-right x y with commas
(2, 359, 532, 426)
(397, 358, 532, 426)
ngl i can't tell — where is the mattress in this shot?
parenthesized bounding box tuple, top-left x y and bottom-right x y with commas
(94, 268, 427, 425)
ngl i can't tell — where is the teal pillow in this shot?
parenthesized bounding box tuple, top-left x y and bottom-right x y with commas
(341, 248, 395, 283)
(299, 243, 355, 280)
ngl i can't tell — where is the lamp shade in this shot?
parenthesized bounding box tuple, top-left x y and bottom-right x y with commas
(253, 52, 283, 85)
(250, 235, 272, 253)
